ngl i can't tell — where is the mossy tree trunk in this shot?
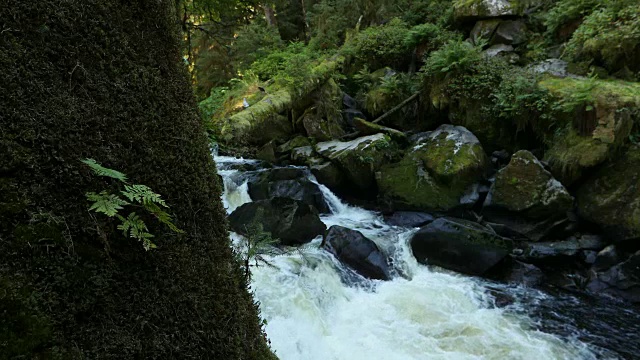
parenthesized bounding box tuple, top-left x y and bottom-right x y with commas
(0, 1, 274, 358)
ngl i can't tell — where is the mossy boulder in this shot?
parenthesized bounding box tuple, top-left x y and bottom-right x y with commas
(302, 108, 347, 141)
(291, 146, 324, 166)
(277, 136, 311, 154)
(315, 133, 393, 197)
(377, 125, 488, 212)
(484, 150, 573, 219)
(411, 217, 513, 276)
(454, 0, 515, 22)
(545, 128, 610, 185)
(541, 77, 639, 184)
(577, 145, 640, 243)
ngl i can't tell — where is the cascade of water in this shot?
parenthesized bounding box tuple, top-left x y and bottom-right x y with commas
(215, 155, 616, 360)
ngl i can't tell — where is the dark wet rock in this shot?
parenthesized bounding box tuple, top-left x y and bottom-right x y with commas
(310, 162, 344, 193)
(593, 245, 622, 272)
(502, 261, 545, 287)
(344, 108, 367, 127)
(471, 20, 501, 45)
(384, 212, 436, 228)
(576, 145, 640, 243)
(587, 251, 640, 303)
(255, 140, 277, 163)
(322, 225, 392, 280)
(411, 217, 513, 276)
(248, 168, 330, 213)
(519, 235, 605, 262)
(229, 198, 326, 246)
(492, 20, 527, 45)
(343, 93, 358, 109)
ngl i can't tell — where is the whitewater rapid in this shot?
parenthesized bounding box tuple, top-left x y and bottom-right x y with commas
(216, 155, 604, 360)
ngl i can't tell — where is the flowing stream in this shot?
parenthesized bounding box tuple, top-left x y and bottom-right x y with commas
(216, 155, 639, 360)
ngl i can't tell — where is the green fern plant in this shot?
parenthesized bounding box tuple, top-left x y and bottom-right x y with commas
(82, 158, 184, 250)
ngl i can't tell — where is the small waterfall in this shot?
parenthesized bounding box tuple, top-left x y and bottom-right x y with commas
(214, 155, 619, 360)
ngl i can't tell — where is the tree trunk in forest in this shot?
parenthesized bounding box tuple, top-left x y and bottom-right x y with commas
(0, 1, 275, 359)
(263, 4, 278, 27)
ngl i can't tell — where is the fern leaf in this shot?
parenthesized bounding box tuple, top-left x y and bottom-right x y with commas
(118, 212, 157, 250)
(122, 184, 167, 207)
(81, 159, 128, 182)
(144, 202, 184, 234)
(86, 191, 129, 217)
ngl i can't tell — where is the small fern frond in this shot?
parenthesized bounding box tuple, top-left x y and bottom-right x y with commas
(143, 202, 185, 234)
(82, 159, 128, 182)
(117, 212, 157, 251)
(122, 184, 167, 207)
(86, 191, 129, 217)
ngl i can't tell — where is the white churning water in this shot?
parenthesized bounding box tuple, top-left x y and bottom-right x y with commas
(216, 156, 599, 360)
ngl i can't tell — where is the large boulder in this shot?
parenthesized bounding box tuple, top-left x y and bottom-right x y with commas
(229, 198, 326, 246)
(310, 161, 345, 193)
(587, 251, 640, 303)
(315, 133, 392, 197)
(491, 20, 527, 45)
(248, 168, 330, 213)
(454, 0, 515, 22)
(303, 109, 347, 141)
(322, 225, 391, 280)
(541, 77, 637, 185)
(484, 150, 573, 219)
(384, 211, 435, 228)
(378, 125, 488, 212)
(576, 145, 640, 243)
(411, 217, 513, 276)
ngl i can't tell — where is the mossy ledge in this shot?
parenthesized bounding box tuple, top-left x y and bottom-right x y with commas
(0, 1, 275, 358)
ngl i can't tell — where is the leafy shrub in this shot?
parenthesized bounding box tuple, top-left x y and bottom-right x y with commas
(342, 18, 412, 69)
(404, 23, 460, 50)
(564, 4, 640, 72)
(492, 68, 556, 131)
(421, 40, 483, 79)
(233, 21, 285, 71)
(544, 0, 600, 38)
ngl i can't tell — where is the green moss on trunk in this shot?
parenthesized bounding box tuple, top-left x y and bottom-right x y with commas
(0, 1, 274, 358)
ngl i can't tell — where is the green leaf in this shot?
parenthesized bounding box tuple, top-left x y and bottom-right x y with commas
(86, 191, 129, 217)
(121, 184, 167, 206)
(143, 202, 184, 234)
(81, 159, 128, 182)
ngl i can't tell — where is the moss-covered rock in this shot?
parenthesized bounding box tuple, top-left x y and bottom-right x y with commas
(378, 125, 488, 212)
(541, 77, 639, 184)
(485, 150, 573, 219)
(545, 128, 610, 185)
(277, 136, 312, 154)
(454, 0, 515, 22)
(577, 145, 640, 243)
(302, 108, 347, 141)
(315, 133, 392, 196)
